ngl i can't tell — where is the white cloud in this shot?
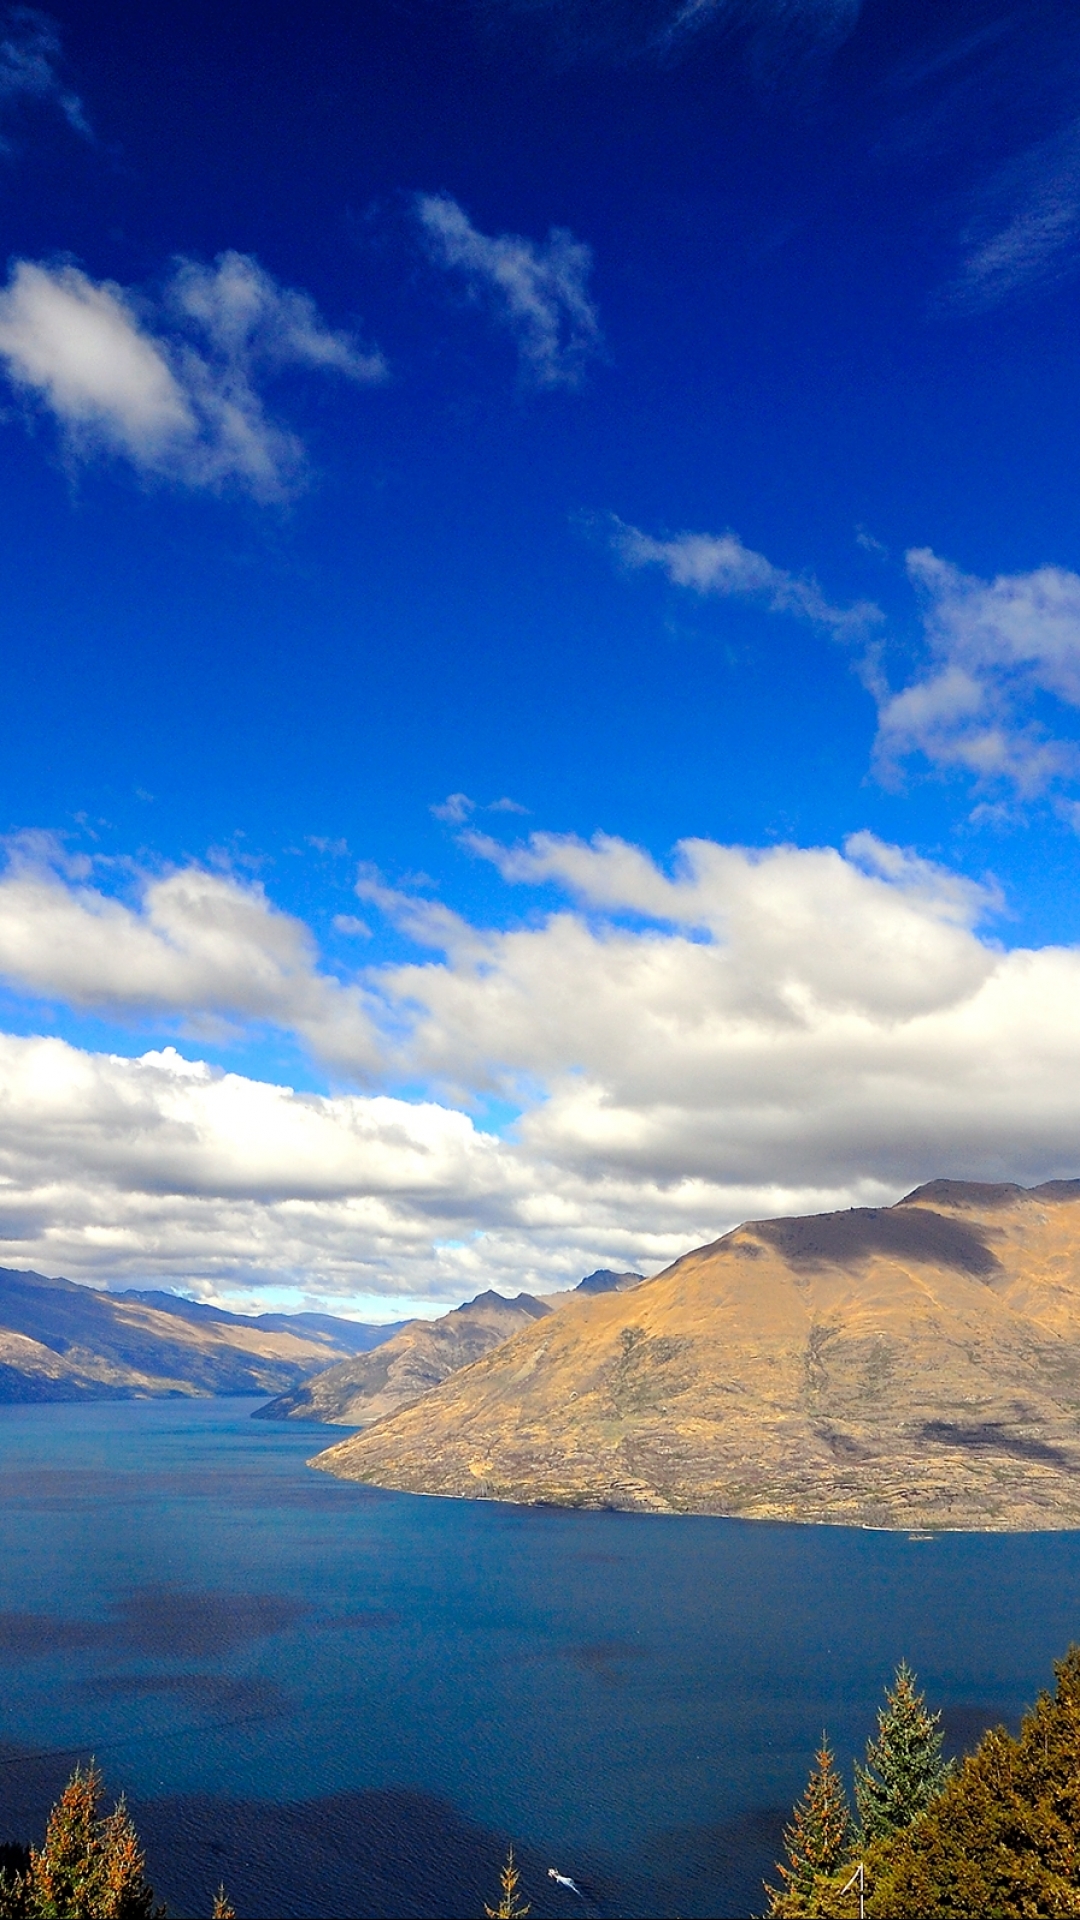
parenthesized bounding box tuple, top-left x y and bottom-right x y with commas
(431, 792, 529, 824)
(874, 549, 1080, 796)
(610, 517, 882, 637)
(0, 8, 87, 140)
(416, 193, 601, 388)
(615, 519, 1080, 805)
(431, 793, 475, 825)
(0, 251, 386, 498)
(0, 1030, 808, 1305)
(0, 836, 382, 1073)
(358, 832, 1080, 1213)
(8, 827, 1080, 1310)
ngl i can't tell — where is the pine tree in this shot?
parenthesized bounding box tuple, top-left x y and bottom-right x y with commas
(855, 1661, 951, 1842)
(800, 1644, 1080, 1916)
(766, 1737, 853, 1913)
(210, 1891, 235, 1920)
(485, 1845, 530, 1920)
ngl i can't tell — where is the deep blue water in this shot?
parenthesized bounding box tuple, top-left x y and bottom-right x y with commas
(1, 1400, 1080, 1918)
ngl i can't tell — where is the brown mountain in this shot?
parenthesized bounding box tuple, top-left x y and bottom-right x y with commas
(256, 1289, 554, 1425)
(313, 1180, 1080, 1530)
(0, 1265, 401, 1402)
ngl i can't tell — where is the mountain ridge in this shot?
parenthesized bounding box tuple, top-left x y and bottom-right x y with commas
(312, 1180, 1080, 1530)
(0, 1266, 402, 1402)
(256, 1269, 644, 1425)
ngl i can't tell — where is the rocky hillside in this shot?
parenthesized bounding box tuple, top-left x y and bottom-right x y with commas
(313, 1180, 1080, 1530)
(0, 1265, 401, 1402)
(256, 1289, 553, 1424)
(257, 1269, 643, 1424)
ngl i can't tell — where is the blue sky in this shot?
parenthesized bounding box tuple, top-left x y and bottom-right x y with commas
(2, 0, 1080, 1316)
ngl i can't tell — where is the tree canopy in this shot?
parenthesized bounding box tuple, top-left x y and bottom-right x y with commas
(769, 1644, 1080, 1918)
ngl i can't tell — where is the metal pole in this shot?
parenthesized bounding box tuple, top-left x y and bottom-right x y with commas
(838, 1860, 865, 1920)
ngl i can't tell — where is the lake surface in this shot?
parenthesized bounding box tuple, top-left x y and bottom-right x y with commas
(1, 1400, 1080, 1918)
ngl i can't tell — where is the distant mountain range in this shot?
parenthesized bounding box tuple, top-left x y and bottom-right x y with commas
(0, 1266, 405, 1401)
(312, 1182, 1080, 1531)
(255, 1270, 643, 1425)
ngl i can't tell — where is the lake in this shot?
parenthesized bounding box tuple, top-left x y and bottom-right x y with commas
(1, 1398, 1079, 1917)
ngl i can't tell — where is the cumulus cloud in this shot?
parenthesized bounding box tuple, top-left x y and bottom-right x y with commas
(416, 193, 601, 388)
(0, 251, 386, 498)
(874, 549, 1080, 796)
(0, 836, 382, 1073)
(0, 1032, 775, 1303)
(7, 827, 1080, 1309)
(610, 517, 882, 637)
(0, 8, 87, 140)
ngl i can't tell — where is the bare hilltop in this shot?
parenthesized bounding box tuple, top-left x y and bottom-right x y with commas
(313, 1179, 1080, 1530)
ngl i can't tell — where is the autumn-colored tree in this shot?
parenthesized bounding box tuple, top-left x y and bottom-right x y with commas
(0, 1763, 232, 1920)
(485, 1845, 530, 1920)
(765, 1738, 853, 1916)
(854, 1660, 951, 1842)
(210, 1890, 235, 1920)
(15, 1763, 162, 1920)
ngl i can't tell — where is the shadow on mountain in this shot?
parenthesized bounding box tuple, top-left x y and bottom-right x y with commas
(920, 1421, 1075, 1468)
(751, 1206, 1000, 1277)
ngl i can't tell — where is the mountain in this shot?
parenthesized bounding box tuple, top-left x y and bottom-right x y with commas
(113, 1289, 403, 1352)
(570, 1269, 643, 1295)
(313, 1180, 1080, 1530)
(0, 1266, 402, 1402)
(255, 1289, 553, 1425)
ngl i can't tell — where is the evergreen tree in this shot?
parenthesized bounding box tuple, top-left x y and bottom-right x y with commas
(796, 1644, 1080, 1916)
(485, 1845, 530, 1920)
(766, 1738, 852, 1914)
(855, 1660, 950, 1841)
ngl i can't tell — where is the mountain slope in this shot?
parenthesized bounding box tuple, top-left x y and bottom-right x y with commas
(256, 1289, 553, 1424)
(313, 1180, 1080, 1530)
(0, 1266, 399, 1402)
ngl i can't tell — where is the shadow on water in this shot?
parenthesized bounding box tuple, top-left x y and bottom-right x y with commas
(0, 1740, 785, 1919)
(0, 1589, 308, 1662)
(130, 1786, 790, 1920)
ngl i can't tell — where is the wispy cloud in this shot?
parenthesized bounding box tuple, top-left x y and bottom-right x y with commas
(431, 793, 475, 826)
(0, 251, 387, 499)
(613, 518, 1080, 808)
(475, 0, 862, 80)
(884, 7, 1080, 314)
(944, 116, 1080, 313)
(431, 793, 529, 825)
(609, 516, 882, 637)
(416, 193, 602, 389)
(0, 7, 88, 142)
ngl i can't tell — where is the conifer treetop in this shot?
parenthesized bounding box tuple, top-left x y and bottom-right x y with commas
(766, 1736, 853, 1915)
(855, 1660, 951, 1843)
